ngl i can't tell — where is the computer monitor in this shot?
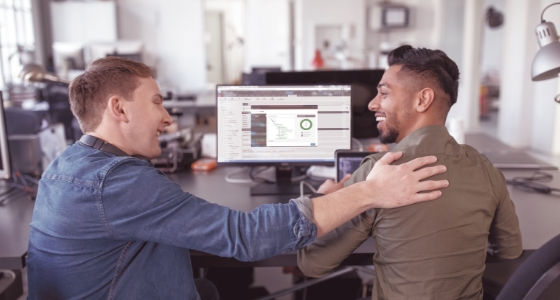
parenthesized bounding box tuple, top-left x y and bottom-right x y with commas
(52, 42, 86, 78)
(265, 69, 385, 139)
(216, 85, 352, 195)
(251, 66, 282, 74)
(0, 92, 12, 179)
(241, 67, 283, 85)
(88, 40, 143, 65)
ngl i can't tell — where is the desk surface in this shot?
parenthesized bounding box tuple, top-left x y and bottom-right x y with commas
(500, 169, 560, 249)
(169, 163, 560, 267)
(0, 191, 34, 269)
(2, 132, 560, 270)
(172, 132, 560, 267)
(464, 133, 560, 249)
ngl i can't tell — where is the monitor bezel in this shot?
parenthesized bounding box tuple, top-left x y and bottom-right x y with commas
(215, 84, 353, 167)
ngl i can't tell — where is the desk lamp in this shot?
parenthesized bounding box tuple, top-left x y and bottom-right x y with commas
(532, 2, 560, 103)
(18, 63, 70, 84)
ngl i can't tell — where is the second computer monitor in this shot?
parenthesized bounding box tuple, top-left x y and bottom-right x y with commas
(216, 85, 352, 166)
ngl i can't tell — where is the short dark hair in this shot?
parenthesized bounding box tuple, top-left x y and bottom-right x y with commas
(388, 45, 460, 107)
(69, 57, 154, 132)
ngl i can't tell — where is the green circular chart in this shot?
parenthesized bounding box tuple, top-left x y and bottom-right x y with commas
(300, 119, 313, 130)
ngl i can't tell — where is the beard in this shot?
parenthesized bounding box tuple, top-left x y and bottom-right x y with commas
(378, 115, 400, 144)
(379, 126, 399, 144)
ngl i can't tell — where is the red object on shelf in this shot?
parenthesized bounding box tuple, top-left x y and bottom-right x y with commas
(311, 49, 325, 69)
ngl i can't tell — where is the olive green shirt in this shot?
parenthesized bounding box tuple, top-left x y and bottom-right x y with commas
(298, 125, 522, 300)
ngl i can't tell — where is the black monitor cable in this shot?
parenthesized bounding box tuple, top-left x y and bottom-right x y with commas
(0, 172, 39, 206)
(505, 171, 560, 194)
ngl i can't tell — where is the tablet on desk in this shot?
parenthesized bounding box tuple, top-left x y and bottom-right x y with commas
(335, 150, 377, 183)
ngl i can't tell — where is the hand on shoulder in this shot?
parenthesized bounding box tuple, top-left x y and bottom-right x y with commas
(363, 151, 449, 209)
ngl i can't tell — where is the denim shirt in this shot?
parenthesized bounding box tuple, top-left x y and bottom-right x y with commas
(28, 142, 317, 299)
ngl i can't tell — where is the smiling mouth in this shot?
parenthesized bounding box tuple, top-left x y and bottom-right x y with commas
(376, 116, 386, 122)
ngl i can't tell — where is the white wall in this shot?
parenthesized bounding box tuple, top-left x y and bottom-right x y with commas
(450, 0, 484, 132)
(50, 1, 117, 43)
(441, 0, 465, 77)
(480, 0, 505, 79)
(295, 0, 366, 70)
(116, 0, 206, 92)
(244, 0, 291, 71)
(496, 0, 560, 154)
(529, 0, 560, 154)
(498, 0, 547, 150)
(365, 0, 444, 69)
(205, 0, 245, 83)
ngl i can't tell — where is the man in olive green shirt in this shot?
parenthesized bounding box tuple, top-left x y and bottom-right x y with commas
(298, 46, 522, 300)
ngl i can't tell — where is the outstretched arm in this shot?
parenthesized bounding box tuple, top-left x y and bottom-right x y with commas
(312, 152, 448, 237)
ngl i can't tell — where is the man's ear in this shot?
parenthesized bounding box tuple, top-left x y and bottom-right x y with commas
(415, 88, 435, 113)
(106, 95, 129, 123)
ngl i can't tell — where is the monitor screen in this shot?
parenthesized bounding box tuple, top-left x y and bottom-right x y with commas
(265, 69, 384, 139)
(0, 92, 11, 179)
(335, 150, 376, 183)
(216, 85, 352, 166)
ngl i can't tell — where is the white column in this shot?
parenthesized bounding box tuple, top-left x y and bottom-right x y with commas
(552, 79, 560, 154)
(497, 0, 538, 148)
(455, 0, 484, 132)
(244, 0, 291, 72)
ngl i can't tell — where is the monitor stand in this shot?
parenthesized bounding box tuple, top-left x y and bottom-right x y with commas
(250, 166, 314, 196)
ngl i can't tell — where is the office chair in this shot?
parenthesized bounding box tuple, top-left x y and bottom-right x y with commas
(0, 270, 24, 300)
(4, 107, 44, 175)
(495, 233, 560, 300)
(255, 266, 368, 300)
(4, 107, 41, 135)
(43, 82, 76, 142)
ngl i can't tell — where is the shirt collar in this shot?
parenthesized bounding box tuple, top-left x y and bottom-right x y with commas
(391, 125, 451, 153)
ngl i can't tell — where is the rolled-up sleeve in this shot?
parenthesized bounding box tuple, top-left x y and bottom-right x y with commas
(298, 159, 376, 277)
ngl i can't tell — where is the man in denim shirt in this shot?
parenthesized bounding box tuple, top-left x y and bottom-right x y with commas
(27, 57, 449, 299)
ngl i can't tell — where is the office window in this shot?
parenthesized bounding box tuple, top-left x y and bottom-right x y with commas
(0, 0, 35, 90)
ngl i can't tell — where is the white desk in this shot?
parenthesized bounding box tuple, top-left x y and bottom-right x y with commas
(464, 132, 560, 249)
(501, 170, 560, 249)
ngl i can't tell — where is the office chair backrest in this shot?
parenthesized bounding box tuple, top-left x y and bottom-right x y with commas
(496, 233, 560, 300)
(43, 82, 76, 142)
(5, 107, 41, 135)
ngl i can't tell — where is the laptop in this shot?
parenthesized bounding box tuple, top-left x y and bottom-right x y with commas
(335, 150, 376, 182)
(480, 151, 543, 170)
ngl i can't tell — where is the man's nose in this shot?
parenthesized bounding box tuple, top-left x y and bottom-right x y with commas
(368, 94, 380, 111)
(162, 108, 173, 127)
